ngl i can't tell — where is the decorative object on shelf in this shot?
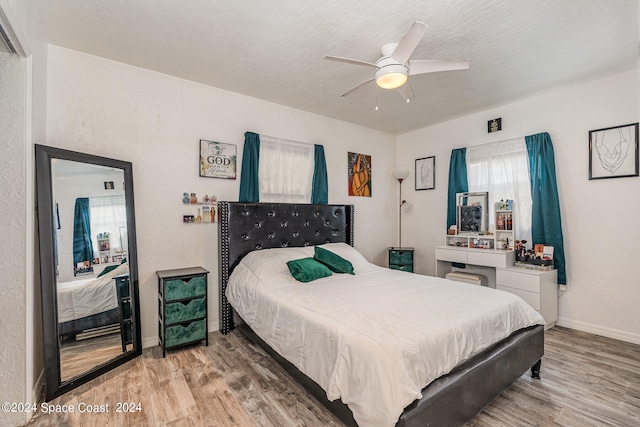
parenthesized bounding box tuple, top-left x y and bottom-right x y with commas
(181, 193, 217, 223)
(199, 139, 237, 179)
(392, 169, 410, 247)
(202, 206, 211, 223)
(415, 156, 435, 190)
(348, 152, 371, 197)
(589, 122, 638, 180)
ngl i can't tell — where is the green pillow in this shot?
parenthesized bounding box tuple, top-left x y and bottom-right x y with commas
(314, 246, 355, 275)
(97, 264, 119, 278)
(287, 257, 333, 283)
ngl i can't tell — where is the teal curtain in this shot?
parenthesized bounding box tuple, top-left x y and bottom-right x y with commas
(73, 198, 93, 268)
(447, 148, 469, 228)
(311, 144, 328, 204)
(238, 132, 261, 202)
(526, 132, 566, 284)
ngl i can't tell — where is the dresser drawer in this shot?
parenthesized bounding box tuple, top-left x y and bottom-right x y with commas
(435, 247, 468, 263)
(165, 297, 206, 324)
(389, 250, 413, 265)
(467, 250, 513, 268)
(496, 269, 541, 293)
(164, 275, 207, 301)
(497, 285, 540, 311)
(165, 319, 207, 348)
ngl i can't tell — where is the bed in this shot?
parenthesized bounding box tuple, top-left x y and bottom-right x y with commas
(218, 202, 545, 427)
(57, 262, 129, 340)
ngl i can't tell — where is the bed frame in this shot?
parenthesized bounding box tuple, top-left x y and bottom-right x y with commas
(58, 308, 120, 341)
(218, 202, 544, 427)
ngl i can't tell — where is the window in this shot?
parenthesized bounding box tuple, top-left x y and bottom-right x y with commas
(466, 138, 532, 244)
(258, 135, 314, 203)
(89, 195, 127, 255)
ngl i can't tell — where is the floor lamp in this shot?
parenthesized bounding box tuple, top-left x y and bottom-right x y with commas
(392, 170, 409, 248)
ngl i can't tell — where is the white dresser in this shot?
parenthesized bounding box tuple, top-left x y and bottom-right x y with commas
(435, 245, 558, 329)
(496, 267, 558, 329)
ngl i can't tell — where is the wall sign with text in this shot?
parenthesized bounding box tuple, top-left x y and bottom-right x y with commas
(199, 140, 237, 179)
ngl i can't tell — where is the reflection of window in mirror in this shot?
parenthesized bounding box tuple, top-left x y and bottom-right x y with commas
(52, 160, 126, 282)
(89, 195, 127, 259)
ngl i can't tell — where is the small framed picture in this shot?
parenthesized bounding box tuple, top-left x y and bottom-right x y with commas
(415, 156, 435, 190)
(589, 123, 639, 180)
(199, 140, 237, 179)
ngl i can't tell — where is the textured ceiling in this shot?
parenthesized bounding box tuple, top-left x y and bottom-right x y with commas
(29, 0, 639, 135)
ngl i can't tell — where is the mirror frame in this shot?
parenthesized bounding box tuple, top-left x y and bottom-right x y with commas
(35, 144, 142, 401)
(456, 191, 489, 234)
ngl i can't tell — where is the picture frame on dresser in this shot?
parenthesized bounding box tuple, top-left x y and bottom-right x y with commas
(588, 122, 639, 180)
(415, 156, 435, 190)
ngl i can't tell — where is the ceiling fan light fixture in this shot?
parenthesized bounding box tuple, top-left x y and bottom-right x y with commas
(375, 64, 408, 89)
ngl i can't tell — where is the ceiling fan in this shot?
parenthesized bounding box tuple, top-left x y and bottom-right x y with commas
(325, 21, 470, 98)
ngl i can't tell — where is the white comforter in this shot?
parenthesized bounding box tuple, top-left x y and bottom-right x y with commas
(226, 243, 544, 427)
(57, 263, 128, 323)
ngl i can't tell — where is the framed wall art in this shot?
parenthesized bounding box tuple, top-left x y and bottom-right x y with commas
(348, 152, 371, 197)
(589, 123, 638, 180)
(415, 156, 435, 190)
(199, 139, 237, 179)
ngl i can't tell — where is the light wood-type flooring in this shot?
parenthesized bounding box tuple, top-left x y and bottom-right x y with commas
(60, 333, 127, 381)
(26, 326, 640, 426)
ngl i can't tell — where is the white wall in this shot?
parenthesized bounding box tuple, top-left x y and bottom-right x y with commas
(0, 1, 50, 424)
(397, 68, 640, 344)
(0, 50, 29, 426)
(46, 45, 397, 347)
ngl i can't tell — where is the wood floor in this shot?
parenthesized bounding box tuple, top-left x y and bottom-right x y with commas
(60, 333, 127, 381)
(26, 326, 640, 426)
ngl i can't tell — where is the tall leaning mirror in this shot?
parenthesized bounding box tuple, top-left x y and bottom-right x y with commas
(35, 145, 141, 401)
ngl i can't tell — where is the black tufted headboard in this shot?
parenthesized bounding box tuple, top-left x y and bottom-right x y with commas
(217, 202, 354, 334)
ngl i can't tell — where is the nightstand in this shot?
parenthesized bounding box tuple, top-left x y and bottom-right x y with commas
(114, 274, 132, 352)
(157, 266, 209, 357)
(388, 247, 414, 272)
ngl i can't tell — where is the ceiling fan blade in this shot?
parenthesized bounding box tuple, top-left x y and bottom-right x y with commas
(324, 55, 377, 68)
(390, 21, 428, 64)
(408, 59, 471, 75)
(340, 78, 375, 97)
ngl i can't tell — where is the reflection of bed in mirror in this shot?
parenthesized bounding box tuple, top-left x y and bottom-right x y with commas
(218, 202, 545, 427)
(57, 262, 129, 342)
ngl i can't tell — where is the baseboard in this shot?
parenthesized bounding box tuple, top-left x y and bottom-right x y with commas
(142, 336, 157, 349)
(556, 317, 640, 345)
(24, 368, 45, 423)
